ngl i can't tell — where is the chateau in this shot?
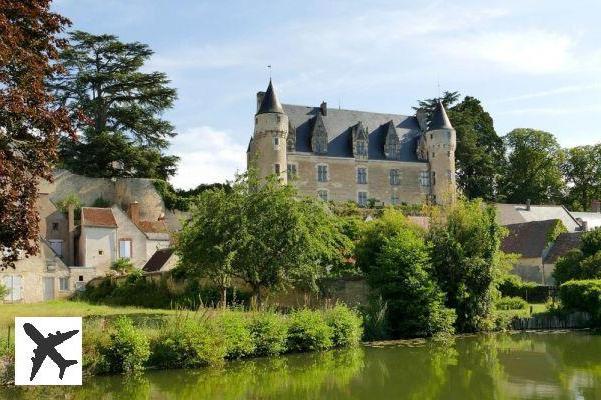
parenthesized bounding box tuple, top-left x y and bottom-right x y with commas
(247, 80, 457, 205)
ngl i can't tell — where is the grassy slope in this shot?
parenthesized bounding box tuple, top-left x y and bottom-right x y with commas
(0, 300, 176, 329)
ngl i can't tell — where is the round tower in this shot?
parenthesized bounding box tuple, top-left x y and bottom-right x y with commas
(248, 79, 288, 183)
(426, 100, 456, 204)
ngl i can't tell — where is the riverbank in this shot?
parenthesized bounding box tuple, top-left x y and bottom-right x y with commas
(0, 303, 363, 384)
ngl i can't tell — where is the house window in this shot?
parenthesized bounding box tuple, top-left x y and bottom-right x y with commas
(287, 164, 297, 180)
(317, 190, 328, 201)
(357, 167, 367, 184)
(98, 249, 103, 255)
(59, 277, 69, 291)
(358, 191, 368, 207)
(52, 222, 59, 231)
(317, 165, 328, 182)
(2, 275, 22, 301)
(79, 275, 84, 281)
(274, 163, 281, 176)
(48, 240, 63, 257)
(391, 192, 400, 205)
(419, 171, 431, 187)
(119, 239, 132, 259)
(389, 169, 400, 186)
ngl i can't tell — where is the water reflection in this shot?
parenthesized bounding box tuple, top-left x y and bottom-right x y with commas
(4, 331, 601, 400)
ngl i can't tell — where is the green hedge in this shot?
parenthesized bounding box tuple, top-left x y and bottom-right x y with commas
(558, 279, 601, 319)
(495, 296, 528, 311)
(498, 275, 552, 303)
(89, 305, 363, 375)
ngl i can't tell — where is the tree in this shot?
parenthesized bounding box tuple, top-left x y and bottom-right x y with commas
(51, 31, 178, 179)
(355, 210, 455, 338)
(413, 91, 460, 125)
(500, 128, 565, 204)
(177, 171, 351, 306)
(562, 145, 601, 211)
(0, 1, 73, 270)
(415, 93, 504, 200)
(429, 199, 506, 332)
(111, 258, 135, 275)
(554, 229, 601, 285)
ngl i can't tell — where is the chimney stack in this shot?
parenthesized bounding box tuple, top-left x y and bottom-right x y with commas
(128, 201, 140, 225)
(256, 91, 265, 112)
(592, 199, 601, 213)
(582, 220, 589, 232)
(320, 101, 327, 116)
(526, 199, 531, 211)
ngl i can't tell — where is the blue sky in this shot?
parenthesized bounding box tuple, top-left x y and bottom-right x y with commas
(53, 0, 601, 189)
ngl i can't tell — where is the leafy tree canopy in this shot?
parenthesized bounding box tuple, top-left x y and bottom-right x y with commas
(500, 128, 565, 204)
(554, 229, 601, 285)
(562, 144, 601, 211)
(52, 31, 179, 179)
(0, 0, 73, 269)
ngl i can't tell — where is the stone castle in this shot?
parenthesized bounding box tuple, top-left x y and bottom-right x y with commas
(247, 80, 456, 205)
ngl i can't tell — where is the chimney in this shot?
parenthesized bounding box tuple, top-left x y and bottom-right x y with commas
(128, 201, 140, 225)
(525, 199, 531, 211)
(582, 220, 589, 232)
(256, 91, 265, 112)
(592, 199, 601, 213)
(320, 101, 327, 116)
(67, 204, 75, 266)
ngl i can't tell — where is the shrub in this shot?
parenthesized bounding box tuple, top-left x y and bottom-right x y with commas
(111, 258, 136, 274)
(98, 316, 150, 373)
(249, 312, 288, 356)
(287, 309, 333, 352)
(92, 196, 111, 207)
(498, 274, 551, 303)
(217, 311, 255, 359)
(496, 296, 528, 310)
(323, 304, 363, 347)
(149, 317, 226, 368)
(559, 279, 601, 319)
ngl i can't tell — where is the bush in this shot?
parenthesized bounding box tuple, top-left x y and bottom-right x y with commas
(558, 279, 601, 319)
(149, 317, 226, 368)
(98, 316, 150, 373)
(249, 312, 288, 356)
(111, 258, 135, 274)
(323, 304, 363, 347)
(216, 311, 255, 359)
(498, 274, 551, 303)
(92, 196, 111, 207)
(287, 309, 333, 352)
(496, 296, 528, 310)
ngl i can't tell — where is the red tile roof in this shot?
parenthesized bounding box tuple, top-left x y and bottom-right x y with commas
(136, 220, 168, 233)
(82, 208, 117, 228)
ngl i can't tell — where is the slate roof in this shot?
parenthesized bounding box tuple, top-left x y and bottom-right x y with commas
(430, 100, 453, 130)
(501, 219, 559, 258)
(283, 104, 424, 162)
(571, 212, 601, 230)
(142, 248, 174, 272)
(496, 203, 582, 232)
(81, 207, 117, 228)
(257, 80, 284, 115)
(544, 232, 583, 264)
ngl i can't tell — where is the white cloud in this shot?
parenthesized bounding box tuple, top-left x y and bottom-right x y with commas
(169, 126, 246, 189)
(438, 29, 577, 74)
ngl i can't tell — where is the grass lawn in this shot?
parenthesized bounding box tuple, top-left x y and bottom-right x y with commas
(0, 300, 176, 329)
(496, 302, 550, 320)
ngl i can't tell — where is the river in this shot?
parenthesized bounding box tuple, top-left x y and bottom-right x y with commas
(4, 330, 601, 399)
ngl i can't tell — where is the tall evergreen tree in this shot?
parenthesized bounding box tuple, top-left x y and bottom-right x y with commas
(500, 128, 565, 204)
(415, 93, 504, 200)
(52, 31, 179, 179)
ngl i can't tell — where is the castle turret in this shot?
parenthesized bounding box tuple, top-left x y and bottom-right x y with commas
(248, 79, 289, 183)
(426, 100, 456, 204)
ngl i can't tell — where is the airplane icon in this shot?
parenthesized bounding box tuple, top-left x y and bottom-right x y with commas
(23, 322, 79, 381)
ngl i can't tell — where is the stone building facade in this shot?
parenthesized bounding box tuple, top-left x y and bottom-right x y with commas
(247, 80, 456, 205)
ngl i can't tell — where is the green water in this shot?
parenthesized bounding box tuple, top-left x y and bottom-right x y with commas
(6, 331, 601, 399)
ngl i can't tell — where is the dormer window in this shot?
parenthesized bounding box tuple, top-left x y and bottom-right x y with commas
(352, 122, 368, 160)
(311, 113, 328, 154)
(384, 121, 400, 160)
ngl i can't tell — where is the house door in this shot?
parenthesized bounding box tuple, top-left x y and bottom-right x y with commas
(43, 277, 55, 301)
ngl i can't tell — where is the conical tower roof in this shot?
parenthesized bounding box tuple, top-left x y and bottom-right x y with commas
(429, 99, 453, 130)
(256, 79, 284, 115)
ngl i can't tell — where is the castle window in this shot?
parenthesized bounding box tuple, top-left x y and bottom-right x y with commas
(391, 192, 400, 205)
(317, 165, 328, 182)
(357, 191, 368, 207)
(317, 190, 328, 201)
(357, 167, 367, 184)
(52, 222, 59, 231)
(419, 171, 431, 187)
(432, 171, 436, 185)
(389, 169, 400, 186)
(274, 164, 281, 176)
(431, 152, 436, 159)
(287, 164, 297, 180)
(273, 136, 280, 149)
(356, 140, 367, 157)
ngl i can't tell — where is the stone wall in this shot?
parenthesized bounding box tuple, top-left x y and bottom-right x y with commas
(288, 153, 430, 205)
